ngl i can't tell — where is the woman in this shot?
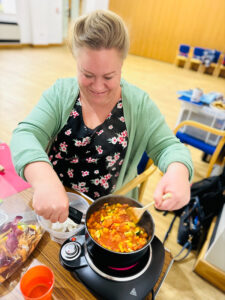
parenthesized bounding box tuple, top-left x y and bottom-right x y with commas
(10, 10, 193, 223)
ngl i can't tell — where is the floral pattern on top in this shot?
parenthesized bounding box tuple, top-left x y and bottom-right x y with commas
(48, 97, 128, 199)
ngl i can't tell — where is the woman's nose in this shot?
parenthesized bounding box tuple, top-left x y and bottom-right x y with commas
(92, 78, 105, 91)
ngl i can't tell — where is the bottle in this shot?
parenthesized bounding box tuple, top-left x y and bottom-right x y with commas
(191, 88, 203, 103)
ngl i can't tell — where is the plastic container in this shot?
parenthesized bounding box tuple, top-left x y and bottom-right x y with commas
(37, 192, 89, 244)
(176, 100, 225, 146)
(0, 198, 44, 283)
(20, 265, 54, 300)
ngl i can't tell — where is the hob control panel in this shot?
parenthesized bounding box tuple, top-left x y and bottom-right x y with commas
(61, 242, 81, 261)
(60, 235, 88, 270)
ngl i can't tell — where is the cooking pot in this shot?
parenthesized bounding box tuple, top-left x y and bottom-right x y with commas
(69, 194, 155, 268)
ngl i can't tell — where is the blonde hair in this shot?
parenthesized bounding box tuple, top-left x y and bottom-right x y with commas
(68, 10, 129, 59)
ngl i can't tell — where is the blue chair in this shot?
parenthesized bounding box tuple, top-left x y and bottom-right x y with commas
(213, 52, 225, 77)
(192, 47, 205, 60)
(179, 44, 191, 57)
(174, 44, 191, 67)
(212, 50, 222, 64)
(137, 152, 149, 174)
(174, 120, 225, 177)
(186, 47, 205, 71)
(198, 50, 222, 74)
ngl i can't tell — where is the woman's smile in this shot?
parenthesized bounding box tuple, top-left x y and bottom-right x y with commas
(76, 47, 123, 105)
(89, 89, 108, 95)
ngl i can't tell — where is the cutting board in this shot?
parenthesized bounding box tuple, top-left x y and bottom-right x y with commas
(0, 143, 30, 198)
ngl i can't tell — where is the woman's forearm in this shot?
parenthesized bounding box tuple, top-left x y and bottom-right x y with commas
(24, 161, 69, 223)
(24, 161, 63, 188)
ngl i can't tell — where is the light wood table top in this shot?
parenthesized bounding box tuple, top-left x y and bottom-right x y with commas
(0, 189, 173, 300)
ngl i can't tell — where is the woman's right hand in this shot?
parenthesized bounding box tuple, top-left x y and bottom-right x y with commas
(32, 181, 69, 223)
(24, 161, 69, 223)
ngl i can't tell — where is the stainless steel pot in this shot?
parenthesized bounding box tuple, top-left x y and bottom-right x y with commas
(84, 195, 155, 268)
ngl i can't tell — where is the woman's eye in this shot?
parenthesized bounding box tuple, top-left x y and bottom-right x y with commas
(104, 77, 112, 80)
(84, 74, 93, 78)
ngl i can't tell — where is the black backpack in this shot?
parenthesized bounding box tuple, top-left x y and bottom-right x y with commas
(163, 167, 225, 261)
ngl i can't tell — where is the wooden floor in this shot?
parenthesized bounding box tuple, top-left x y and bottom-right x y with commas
(0, 45, 225, 299)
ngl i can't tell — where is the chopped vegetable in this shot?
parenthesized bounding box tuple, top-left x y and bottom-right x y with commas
(50, 218, 79, 232)
(6, 232, 18, 253)
(87, 203, 148, 253)
(0, 215, 43, 283)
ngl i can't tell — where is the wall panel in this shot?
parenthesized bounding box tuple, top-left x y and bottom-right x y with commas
(109, 0, 225, 63)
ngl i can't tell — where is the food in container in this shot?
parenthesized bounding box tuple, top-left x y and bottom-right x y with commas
(37, 192, 89, 244)
(50, 218, 79, 232)
(82, 195, 155, 268)
(0, 211, 44, 283)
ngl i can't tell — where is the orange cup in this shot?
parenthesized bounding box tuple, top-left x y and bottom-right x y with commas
(20, 265, 54, 300)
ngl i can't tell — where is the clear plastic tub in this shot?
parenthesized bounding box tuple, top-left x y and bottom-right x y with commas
(176, 100, 225, 146)
(37, 192, 89, 244)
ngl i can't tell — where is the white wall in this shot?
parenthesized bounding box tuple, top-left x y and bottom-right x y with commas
(16, 0, 65, 45)
(1, 0, 16, 14)
(71, 0, 80, 20)
(0, 0, 17, 23)
(81, 0, 109, 15)
(16, 0, 31, 44)
(2, 0, 108, 45)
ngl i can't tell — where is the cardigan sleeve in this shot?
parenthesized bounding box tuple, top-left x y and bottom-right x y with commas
(144, 99, 193, 180)
(10, 80, 62, 180)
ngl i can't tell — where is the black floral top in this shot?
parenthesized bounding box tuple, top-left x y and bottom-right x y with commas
(48, 97, 128, 199)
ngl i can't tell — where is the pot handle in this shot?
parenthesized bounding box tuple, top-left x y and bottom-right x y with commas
(68, 206, 85, 224)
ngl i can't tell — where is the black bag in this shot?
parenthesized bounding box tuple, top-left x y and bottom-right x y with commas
(163, 167, 225, 261)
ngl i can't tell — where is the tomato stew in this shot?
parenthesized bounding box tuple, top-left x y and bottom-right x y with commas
(87, 203, 148, 253)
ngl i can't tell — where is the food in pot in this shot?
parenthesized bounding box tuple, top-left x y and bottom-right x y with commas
(0, 216, 43, 283)
(87, 203, 148, 253)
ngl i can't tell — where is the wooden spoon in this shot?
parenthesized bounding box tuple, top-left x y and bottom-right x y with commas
(127, 192, 172, 223)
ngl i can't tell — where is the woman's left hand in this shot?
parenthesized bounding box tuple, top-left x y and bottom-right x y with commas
(154, 162, 191, 211)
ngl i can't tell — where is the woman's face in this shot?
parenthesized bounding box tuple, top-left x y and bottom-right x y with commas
(76, 47, 123, 106)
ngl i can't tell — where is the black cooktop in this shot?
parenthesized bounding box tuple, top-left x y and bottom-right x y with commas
(60, 235, 165, 300)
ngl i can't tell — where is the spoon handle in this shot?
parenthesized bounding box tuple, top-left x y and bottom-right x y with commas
(162, 192, 172, 200)
(145, 192, 172, 210)
(144, 201, 155, 210)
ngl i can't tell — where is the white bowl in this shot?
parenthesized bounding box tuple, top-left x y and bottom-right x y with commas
(37, 192, 89, 244)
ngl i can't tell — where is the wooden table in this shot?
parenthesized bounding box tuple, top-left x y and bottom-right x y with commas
(0, 189, 173, 300)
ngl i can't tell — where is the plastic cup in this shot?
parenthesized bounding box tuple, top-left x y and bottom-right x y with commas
(20, 265, 54, 300)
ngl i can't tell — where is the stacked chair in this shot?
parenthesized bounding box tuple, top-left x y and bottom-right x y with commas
(174, 44, 191, 68)
(175, 44, 224, 77)
(213, 53, 225, 77)
(186, 47, 205, 71)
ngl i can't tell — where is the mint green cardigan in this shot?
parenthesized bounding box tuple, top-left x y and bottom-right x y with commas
(10, 78, 193, 198)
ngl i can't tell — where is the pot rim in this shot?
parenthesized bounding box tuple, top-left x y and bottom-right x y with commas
(85, 194, 155, 255)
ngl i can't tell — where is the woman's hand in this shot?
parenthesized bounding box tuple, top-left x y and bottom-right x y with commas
(32, 181, 69, 223)
(24, 162, 69, 223)
(154, 162, 191, 211)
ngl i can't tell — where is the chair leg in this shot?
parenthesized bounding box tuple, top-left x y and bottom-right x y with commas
(213, 66, 221, 77)
(206, 138, 225, 177)
(198, 64, 205, 73)
(185, 60, 191, 69)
